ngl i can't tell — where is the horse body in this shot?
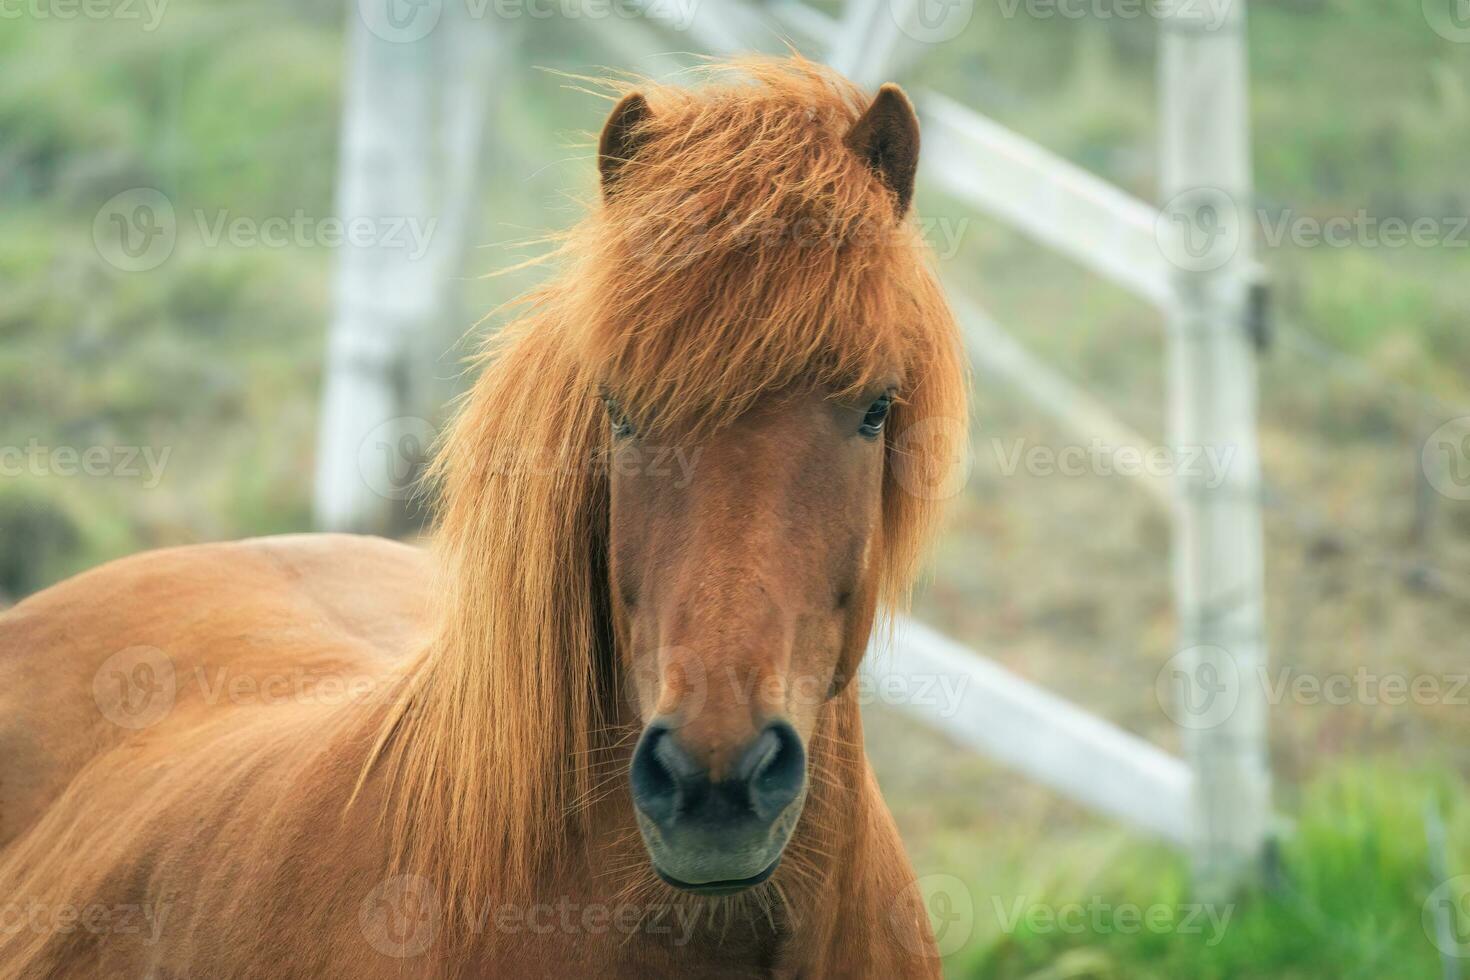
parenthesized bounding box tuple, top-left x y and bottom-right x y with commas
(0, 535, 427, 848)
(1, 57, 964, 977)
(0, 537, 930, 978)
(0, 537, 418, 975)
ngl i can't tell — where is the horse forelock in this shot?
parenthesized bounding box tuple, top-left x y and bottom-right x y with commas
(365, 55, 968, 933)
(569, 57, 949, 435)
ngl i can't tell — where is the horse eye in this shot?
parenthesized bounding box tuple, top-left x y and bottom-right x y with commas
(859, 394, 892, 439)
(604, 395, 635, 438)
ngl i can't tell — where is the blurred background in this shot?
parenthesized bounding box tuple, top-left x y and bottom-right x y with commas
(3, 0, 1469, 976)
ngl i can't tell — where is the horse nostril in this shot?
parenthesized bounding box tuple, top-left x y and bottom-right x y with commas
(630, 724, 700, 825)
(738, 720, 805, 821)
(630, 721, 805, 829)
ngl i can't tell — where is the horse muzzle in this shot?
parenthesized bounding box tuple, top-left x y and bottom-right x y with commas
(629, 718, 806, 895)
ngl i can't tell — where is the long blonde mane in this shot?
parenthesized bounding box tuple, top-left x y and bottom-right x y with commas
(364, 56, 969, 924)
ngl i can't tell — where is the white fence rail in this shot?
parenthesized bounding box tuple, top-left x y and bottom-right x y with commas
(952, 294, 1174, 509)
(866, 619, 1194, 844)
(921, 94, 1172, 307)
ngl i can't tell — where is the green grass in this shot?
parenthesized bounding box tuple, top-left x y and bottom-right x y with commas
(951, 764, 1470, 979)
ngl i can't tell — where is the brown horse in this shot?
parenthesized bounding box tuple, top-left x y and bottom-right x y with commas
(0, 58, 968, 978)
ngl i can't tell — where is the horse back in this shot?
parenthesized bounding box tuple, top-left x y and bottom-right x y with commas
(0, 533, 432, 850)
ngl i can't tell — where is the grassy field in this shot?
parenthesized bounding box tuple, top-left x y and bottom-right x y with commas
(3, 1, 1468, 975)
(871, 709, 1470, 977)
(931, 761, 1470, 979)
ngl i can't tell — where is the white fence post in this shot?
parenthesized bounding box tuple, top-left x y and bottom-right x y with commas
(314, 11, 438, 532)
(315, 12, 502, 532)
(1158, 0, 1272, 898)
(828, 0, 914, 91)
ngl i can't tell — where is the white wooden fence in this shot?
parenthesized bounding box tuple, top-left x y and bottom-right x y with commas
(316, 0, 1273, 897)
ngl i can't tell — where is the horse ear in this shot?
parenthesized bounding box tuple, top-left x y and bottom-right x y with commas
(598, 92, 653, 200)
(844, 83, 920, 217)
